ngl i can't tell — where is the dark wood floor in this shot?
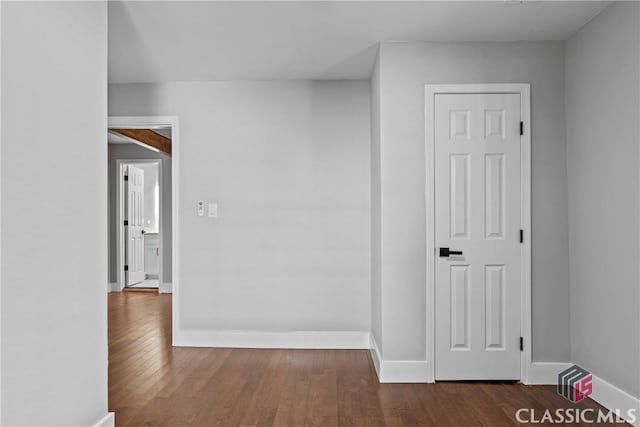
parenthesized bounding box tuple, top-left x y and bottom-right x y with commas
(109, 292, 613, 426)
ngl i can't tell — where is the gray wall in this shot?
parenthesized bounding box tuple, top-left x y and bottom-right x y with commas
(566, 2, 640, 398)
(108, 143, 172, 284)
(375, 41, 570, 362)
(109, 81, 371, 334)
(1, 2, 109, 425)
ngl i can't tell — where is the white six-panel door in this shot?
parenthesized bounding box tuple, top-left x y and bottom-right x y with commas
(435, 93, 522, 380)
(126, 165, 145, 286)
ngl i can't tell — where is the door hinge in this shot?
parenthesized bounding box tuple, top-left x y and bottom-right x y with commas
(520, 337, 524, 352)
(520, 229, 524, 243)
(520, 121, 524, 136)
(124, 265, 129, 272)
(124, 175, 129, 182)
(124, 220, 128, 226)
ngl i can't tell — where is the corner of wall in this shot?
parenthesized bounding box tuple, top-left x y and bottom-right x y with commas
(370, 38, 384, 362)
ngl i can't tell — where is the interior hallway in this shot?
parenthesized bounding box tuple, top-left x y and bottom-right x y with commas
(108, 292, 614, 426)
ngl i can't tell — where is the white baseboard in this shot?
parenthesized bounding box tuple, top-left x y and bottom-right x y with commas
(91, 412, 114, 427)
(369, 334, 382, 377)
(369, 334, 431, 383)
(108, 282, 120, 293)
(159, 282, 172, 294)
(381, 359, 430, 383)
(590, 374, 640, 426)
(525, 362, 572, 385)
(174, 329, 370, 349)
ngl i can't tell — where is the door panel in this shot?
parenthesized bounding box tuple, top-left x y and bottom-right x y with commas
(126, 165, 145, 286)
(485, 264, 505, 349)
(450, 154, 470, 239)
(450, 265, 470, 350)
(485, 154, 505, 239)
(435, 93, 521, 380)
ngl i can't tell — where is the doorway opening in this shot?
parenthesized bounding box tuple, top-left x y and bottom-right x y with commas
(107, 121, 174, 294)
(118, 160, 162, 289)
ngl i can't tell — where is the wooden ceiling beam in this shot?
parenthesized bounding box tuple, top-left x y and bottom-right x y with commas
(112, 128, 172, 156)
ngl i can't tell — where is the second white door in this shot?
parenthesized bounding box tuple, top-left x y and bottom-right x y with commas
(126, 165, 145, 286)
(434, 93, 522, 380)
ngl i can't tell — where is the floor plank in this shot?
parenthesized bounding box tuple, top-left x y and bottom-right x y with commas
(109, 292, 619, 426)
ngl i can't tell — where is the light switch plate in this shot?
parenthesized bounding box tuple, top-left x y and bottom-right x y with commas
(197, 200, 205, 217)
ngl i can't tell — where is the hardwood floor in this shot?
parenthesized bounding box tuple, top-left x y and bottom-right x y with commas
(109, 292, 615, 426)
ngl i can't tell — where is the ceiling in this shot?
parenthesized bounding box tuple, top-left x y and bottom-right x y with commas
(108, 1, 609, 83)
(107, 131, 132, 145)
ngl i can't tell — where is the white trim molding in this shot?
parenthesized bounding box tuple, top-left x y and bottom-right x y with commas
(369, 334, 382, 377)
(524, 362, 572, 385)
(424, 84, 532, 383)
(174, 330, 370, 349)
(370, 334, 431, 383)
(109, 282, 119, 293)
(159, 282, 173, 294)
(114, 158, 164, 292)
(91, 412, 115, 427)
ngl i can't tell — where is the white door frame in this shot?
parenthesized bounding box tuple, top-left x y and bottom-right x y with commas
(116, 159, 163, 290)
(424, 84, 532, 383)
(108, 115, 180, 345)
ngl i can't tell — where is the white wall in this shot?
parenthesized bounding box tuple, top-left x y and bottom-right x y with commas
(374, 41, 570, 362)
(566, 2, 640, 398)
(109, 81, 371, 341)
(1, 2, 109, 425)
(108, 143, 172, 284)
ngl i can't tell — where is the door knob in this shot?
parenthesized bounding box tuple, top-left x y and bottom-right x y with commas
(439, 247, 463, 257)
